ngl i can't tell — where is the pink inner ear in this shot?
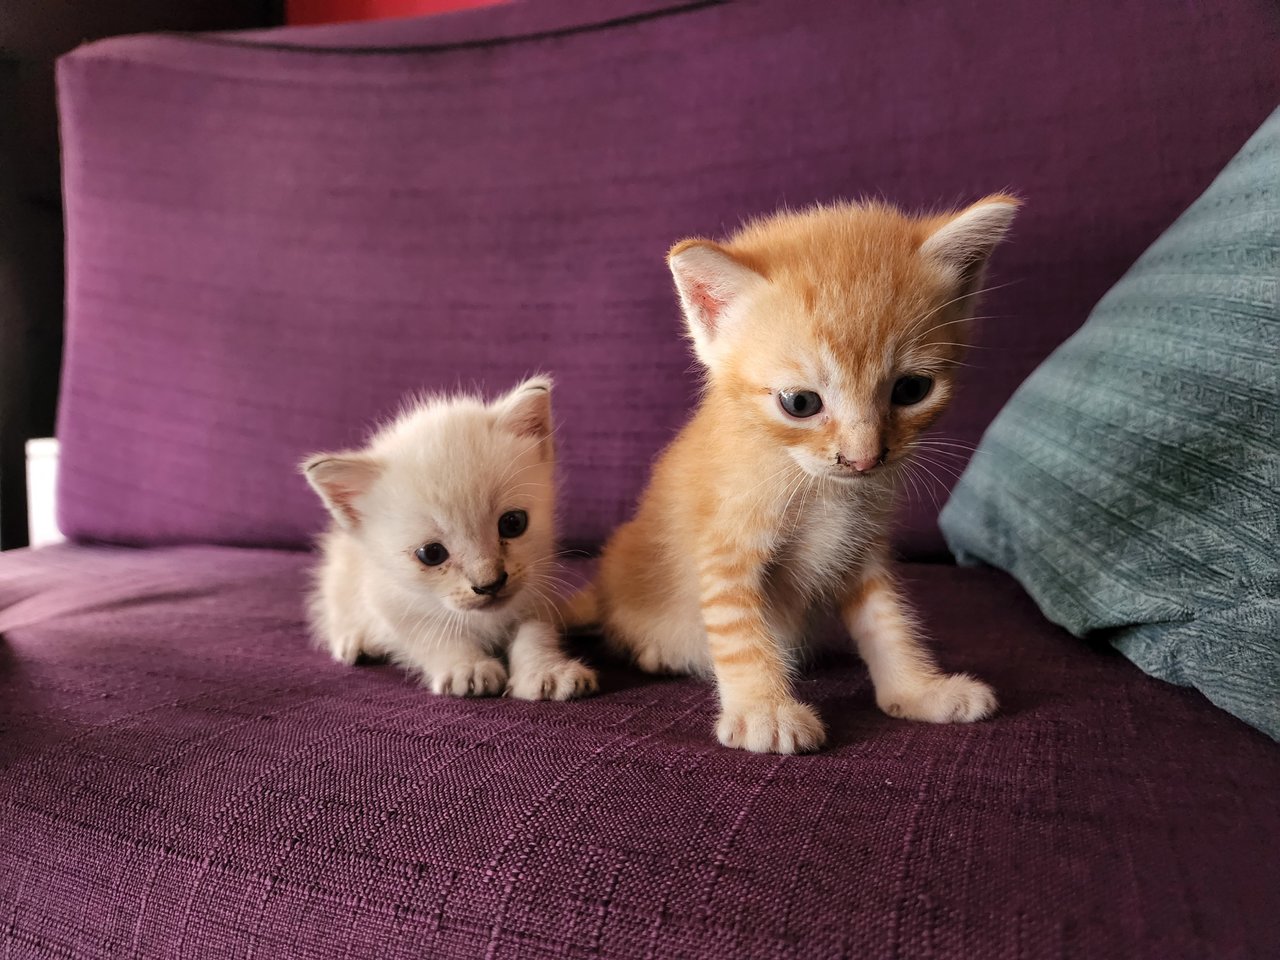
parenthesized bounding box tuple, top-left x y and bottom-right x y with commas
(499, 393, 551, 439)
(328, 489, 362, 525)
(690, 281, 726, 333)
(318, 480, 365, 526)
(506, 410, 547, 438)
(307, 457, 378, 526)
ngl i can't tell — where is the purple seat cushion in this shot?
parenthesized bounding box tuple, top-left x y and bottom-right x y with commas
(53, 0, 1280, 556)
(3, 545, 1277, 958)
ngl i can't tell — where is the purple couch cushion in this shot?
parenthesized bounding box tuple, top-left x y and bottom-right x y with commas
(2, 545, 1278, 958)
(55, 1, 1280, 555)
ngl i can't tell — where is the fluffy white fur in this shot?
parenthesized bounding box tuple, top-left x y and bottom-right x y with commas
(302, 377, 597, 700)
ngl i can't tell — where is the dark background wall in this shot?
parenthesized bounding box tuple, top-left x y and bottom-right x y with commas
(0, 1, 281, 548)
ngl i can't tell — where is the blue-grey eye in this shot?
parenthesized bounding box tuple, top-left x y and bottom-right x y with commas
(891, 375, 933, 406)
(415, 542, 448, 566)
(498, 510, 528, 539)
(779, 390, 823, 418)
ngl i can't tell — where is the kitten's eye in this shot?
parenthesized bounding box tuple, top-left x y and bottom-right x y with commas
(498, 509, 528, 539)
(778, 390, 823, 419)
(891, 375, 934, 406)
(415, 542, 448, 566)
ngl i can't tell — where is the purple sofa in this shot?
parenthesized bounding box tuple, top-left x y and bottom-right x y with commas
(3, 2, 1279, 957)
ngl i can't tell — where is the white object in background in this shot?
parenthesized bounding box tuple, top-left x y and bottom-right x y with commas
(26, 437, 64, 547)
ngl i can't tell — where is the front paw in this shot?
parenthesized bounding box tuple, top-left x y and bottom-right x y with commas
(716, 699, 826, 754)
(427, 657, 508, 697)
(878, 672, 997, 723)
(507, 658, 599, 701)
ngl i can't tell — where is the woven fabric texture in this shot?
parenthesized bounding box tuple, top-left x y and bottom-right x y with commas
(2, 544, 1278, 959)
(53, 0, 1280, 556)
(941, 108, 1280, 739)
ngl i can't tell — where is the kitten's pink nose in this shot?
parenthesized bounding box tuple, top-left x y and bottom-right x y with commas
(836, 450, 888, 473)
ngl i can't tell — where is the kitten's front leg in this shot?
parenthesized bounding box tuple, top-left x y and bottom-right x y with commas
(394, 629, 508, 697)
(700, 545, 825, 754)
(841, 566, 996, 723)
(506, 618, 598, 701)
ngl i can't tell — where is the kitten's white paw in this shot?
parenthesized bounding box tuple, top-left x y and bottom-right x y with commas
(716, 699, 826, 754)
(428, 657, 508, 697)
(328, 634, 364, 666)
(878, 672, 997, 723)
(507, 658, 599, 701)
(635, 646, 678, 675)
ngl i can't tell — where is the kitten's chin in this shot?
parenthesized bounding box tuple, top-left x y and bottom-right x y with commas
(815, 464, 898, 486)
(451, 595, 512, 615)
(449, 591, 530, 620)
(805, 464, 871, 484)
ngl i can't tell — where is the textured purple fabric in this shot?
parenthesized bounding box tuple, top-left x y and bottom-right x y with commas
(3, 544, 1278, 958)
(53, 0, 1280, 556)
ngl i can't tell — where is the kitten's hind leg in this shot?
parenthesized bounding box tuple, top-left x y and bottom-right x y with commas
(557, 583, 600, 632)
(328, 630, 372, 666)
(603, 594, 709, 676)
(309, 534, 386, 665)
(841, 566, 997, 723)
(310, 583, 380, 666)
(506, 618, 598, 701)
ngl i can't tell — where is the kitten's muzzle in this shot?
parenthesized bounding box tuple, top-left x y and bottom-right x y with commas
(471, 571, 509, 597)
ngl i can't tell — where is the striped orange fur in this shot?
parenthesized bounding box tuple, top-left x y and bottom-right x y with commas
(570, 197, 1017, 752)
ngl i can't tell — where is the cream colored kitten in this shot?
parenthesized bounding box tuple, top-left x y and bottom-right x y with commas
(302, 377, 597, 700)
(566, 197, 1017, 752)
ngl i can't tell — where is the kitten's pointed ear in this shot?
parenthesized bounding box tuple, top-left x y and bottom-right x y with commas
(667, 239, 765, 364)
(494, 375, 553, 441)
(302, 453, 381, 530)
(920, 194, 1020, 298)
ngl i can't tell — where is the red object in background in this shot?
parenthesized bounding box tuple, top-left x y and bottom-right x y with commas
(287, 0, 502, 26)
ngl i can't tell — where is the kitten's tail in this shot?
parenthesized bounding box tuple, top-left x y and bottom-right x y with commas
(558, 583, 601, 633)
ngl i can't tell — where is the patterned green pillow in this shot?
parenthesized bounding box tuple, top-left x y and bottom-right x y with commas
(940, 108, 1279, 739)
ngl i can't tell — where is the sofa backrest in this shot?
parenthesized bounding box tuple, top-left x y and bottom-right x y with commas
(54, 0, 1280, 555)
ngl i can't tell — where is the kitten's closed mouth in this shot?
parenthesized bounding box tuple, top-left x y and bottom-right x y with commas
(827, 460, 898, 482)
(469, 593, 512, 612)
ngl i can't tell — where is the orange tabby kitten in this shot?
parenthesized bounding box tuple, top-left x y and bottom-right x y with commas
(567, 196, 1018, 753)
